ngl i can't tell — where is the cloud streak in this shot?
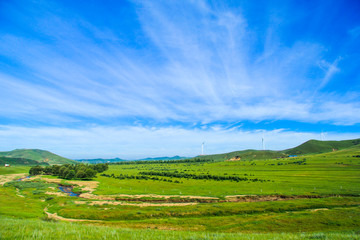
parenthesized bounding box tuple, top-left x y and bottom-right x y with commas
(0, 1, 358, 125)
(0, 0, 359, 156)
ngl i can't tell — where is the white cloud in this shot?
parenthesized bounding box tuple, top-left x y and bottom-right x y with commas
(0, 125, 358, 159)
(0, 0, 358, 127)
(317, 57, 341, 89)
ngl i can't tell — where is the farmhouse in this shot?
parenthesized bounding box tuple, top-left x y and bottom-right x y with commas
(4, 164, 10, 167)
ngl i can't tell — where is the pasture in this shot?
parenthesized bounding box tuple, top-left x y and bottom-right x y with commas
(95, 147, 360, 196)
(0, 146, 359, 238)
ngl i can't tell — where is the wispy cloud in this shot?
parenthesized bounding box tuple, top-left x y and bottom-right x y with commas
(318, 57, 341, 89)
(0, 0, 359, 134)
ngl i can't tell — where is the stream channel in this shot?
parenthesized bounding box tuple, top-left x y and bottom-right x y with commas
(58, 185, 80, 197)
(17, 176, 79, 197)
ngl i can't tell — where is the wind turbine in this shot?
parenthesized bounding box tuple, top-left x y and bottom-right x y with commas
(262, 137, 265, 150)
(321, 131, 325, 141)
(201, 142, 205, 155)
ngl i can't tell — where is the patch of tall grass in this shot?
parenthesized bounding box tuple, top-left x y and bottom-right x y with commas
(0, 216, 359, 240)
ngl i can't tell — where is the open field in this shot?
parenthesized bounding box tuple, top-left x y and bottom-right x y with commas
(1, 216, 359, 240)
(0, 145, 359, 238)
(95, 146, 360, 197)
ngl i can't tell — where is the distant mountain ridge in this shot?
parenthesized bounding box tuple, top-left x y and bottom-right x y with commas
(1, 138, 359, 166)
(0, 149, 76, 165)
(137, 156, 189, 161)
(76, 158, 126, 164)
(75, 156, 189, 164)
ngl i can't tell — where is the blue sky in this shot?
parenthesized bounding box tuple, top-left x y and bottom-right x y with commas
(0, 0, 359, 159)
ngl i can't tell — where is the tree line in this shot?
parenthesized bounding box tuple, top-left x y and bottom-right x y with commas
(100, 173, 182, 183)
(139, 171, 270, 182)
(110, 158, 214, 165)
(101, 171, 270, 183)
(29, 163, 108, 180)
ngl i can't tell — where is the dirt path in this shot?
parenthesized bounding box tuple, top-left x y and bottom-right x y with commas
(16, 188, 25, 198)
(311, 208, 329, 212)
(45, 191, 67, 197)
(79, 192, 218, 201)
(224, 194, 323, 202)
(111, 193, 217, 199)
(74, 200, 198, 207)
(44, 207, 101, 222)
(0, 173, 26, 185)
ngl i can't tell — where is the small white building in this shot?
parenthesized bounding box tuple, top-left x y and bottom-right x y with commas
(4, 164, 10, 167)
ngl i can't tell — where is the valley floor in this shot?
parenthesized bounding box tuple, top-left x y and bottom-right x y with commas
(1, 147, 360, 239)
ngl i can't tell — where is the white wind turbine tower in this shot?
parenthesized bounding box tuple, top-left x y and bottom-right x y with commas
(262, 137, 265, 150)
(201, 142, 205, 155)
(321, 131, 325, 141)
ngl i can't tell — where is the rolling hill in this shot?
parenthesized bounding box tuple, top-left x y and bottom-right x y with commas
(76, 156, 190, 164)
(0, 149, 76, 165)
(195, 149, 287, 162)
(195, 138, 360, 161)
(283, 138, 360, 155)
(0, 156, 49, 166)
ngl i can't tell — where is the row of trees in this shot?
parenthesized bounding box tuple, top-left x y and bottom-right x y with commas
(29, 163, 108, 180)
(100, 171, 270, 183)
(139, 171, 270, 182)
(111, 158, 214, 165)
(100, 173, 182, 183)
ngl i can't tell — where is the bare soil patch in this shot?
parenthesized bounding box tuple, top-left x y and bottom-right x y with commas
(311, 208, 329, 212)
(44, 207, 101, 222)
(74, 200, 197, 207)
(45, 191, 67, 197)
(0, 173, 26, 185)
(16, 188, 24, 198)
(224, 194, 322, 202)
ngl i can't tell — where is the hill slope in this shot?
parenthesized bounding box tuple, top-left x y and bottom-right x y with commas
(0, 149, 76, 165)
(195, 138, 360, 161)
(196, 149, 288, 162)
(0, 156, 49, 166)
(283, 138, 360, 155)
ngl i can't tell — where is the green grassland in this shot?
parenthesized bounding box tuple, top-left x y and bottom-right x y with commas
(0, 166, 30, 175)
(0, 141, 359, 239)
(95, 145, 360, 196)
(1, 217, 359, 240)
(284, 138, 360, 155)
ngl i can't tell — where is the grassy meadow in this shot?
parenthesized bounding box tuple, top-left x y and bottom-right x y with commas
(0, 144, 359, 239)
(1, 216, 359, 240)
(95, 146, 360, 196)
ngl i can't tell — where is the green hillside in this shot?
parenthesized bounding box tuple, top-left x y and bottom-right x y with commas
(195, 138, 360, 161)
(0, 156, 49, 166)
(283, 138, 360, 155)
(0, 149, 76, 165)
(196, 149, 287, 161)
